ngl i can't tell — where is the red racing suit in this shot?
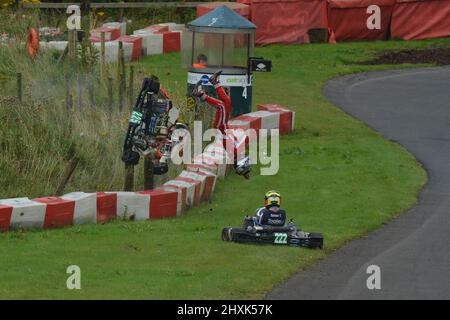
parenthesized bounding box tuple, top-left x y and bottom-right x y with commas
(202, 85, 247, 163)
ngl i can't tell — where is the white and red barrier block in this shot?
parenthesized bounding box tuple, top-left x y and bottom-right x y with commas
(145, 24, 169, 33)
(180, 170, 217, 202)
(257, 104, 295, 134)
(246, 110, 280, 132)
(185, 168, 218, 201)
(186, 163, 218, 176)
(91, 26, 121, 41)
(0, 204, 13, 231)
(96, 192, 117, 223)
(61, 192, 97, 225)
(164, 179, 196, 209)
(157, 186, 184, 216)
(34, 196, 75, 229)
(138, 189, 179, 219)
(229, 114, 262, 132)
(111, 191, 150, 221)
(93, 41, 133, 63)
(132, 30, 163, 56)
(157, 31, 181, 53)
(0, 198, 46, 230)
(117, 35, 142, 61)
(174, 176, 202, 206)
(103, 22, 127, 36)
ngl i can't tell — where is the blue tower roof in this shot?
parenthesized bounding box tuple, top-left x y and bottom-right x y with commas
(188, 5, 256, 33)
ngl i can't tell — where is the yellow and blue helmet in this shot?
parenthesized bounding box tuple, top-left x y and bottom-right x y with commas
(264, 190, 281, 208)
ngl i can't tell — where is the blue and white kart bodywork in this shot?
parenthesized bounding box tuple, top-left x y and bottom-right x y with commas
(222, 216, 324, 249)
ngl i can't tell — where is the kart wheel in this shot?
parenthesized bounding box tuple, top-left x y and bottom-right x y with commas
(222, 228, 231, 241)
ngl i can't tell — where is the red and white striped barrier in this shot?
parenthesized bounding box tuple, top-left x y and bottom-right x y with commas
(0, 198, 46, 230)
(257, 104, 295, 134)
(133, 29, 164, 56)
(103, 22, 127, 36)
(174, 176, 202, 206)
(164, 179, 196, 209)
(246, 111, 280, 131)
(157, 186, 184, 217)
(229, 114, 262, 131)
(61, 192, 97, 225)
(96, 192, 117, 223)
(158, 31, 181, 53)
(0, 104, 295, 232)
(91, 26, 121, 41)
(117, 35, 142, 61)
(92, 41, 133, 63)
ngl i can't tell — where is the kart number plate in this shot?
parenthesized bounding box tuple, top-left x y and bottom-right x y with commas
(274, 233, 287, 244)
(130, 111, 143, 124)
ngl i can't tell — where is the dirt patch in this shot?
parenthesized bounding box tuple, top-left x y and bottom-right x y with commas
(364, 47, 450, 65)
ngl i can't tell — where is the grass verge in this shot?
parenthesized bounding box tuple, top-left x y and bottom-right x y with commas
(2, 38, 449, 299)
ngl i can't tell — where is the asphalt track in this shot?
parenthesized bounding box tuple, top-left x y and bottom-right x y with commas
(267, 67, 450, 300)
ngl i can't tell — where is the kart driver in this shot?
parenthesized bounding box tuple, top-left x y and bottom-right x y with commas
(254, 190, 286, 226)
(192, 70, 251, 179)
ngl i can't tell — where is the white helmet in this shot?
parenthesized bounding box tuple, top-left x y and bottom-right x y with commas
(235, 156, 251, 176)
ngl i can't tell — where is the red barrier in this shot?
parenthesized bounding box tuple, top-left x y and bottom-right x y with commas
(175, 177, 201, 206)
(231, 114, 262, 131)
(251, 0, 328, 45)
(34, 197, 75, 229)
(145, 25, 169, 33)
(91, 26, 121, 41)
(117, 35, 142, 61)
(257, 104, 294, 134)
(157, 31, 181, 53)
(96, 192, 117, 223)
(391, 0, 450, 40)
(161, 185, 187, 212)
(0, 205, 13, 231)
(138, 190, 178, 219)
(327, 0, 395, 42)
(197, 2, 250, 19)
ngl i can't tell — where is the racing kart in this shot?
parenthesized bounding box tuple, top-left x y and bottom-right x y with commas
(222, 216, 323, 249)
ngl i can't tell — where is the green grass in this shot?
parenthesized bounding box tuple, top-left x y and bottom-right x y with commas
(2, 38, 450, 299)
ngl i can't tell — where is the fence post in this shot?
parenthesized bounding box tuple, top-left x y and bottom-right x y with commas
(128, 65, 134, 108)
(55, 155, 80, 196)
(17, 72, 22, 102)
(100, 32, 106, 79)
(88, 74, 94, 108)
(118, 41, 126, 112)
(124, 164, 135, 191)
(77, 74, 83, 111)
(144, 158, 154, 190)
(107, 76, 113, 113)
(65, 74, 70, 110)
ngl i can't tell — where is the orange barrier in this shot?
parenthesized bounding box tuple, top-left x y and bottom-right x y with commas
(391, 0, 450, 40)
(327, 0, 395, 42)
(197, 2, 250, 19)
(251, 0, 327, 45)
(27, 28, 39, 59)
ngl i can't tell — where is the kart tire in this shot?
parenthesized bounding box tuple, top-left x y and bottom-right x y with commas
(308, 232, 324, 249)
(221, 228, 231, 241)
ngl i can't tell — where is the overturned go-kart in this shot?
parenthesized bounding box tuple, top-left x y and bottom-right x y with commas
(222, 216, 324, 249)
